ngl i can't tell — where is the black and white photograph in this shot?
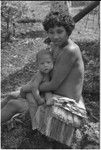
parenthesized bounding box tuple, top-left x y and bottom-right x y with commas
(1, 1, 100, 149)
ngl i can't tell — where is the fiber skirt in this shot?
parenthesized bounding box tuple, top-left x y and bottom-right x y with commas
(32, 95, 87, 146)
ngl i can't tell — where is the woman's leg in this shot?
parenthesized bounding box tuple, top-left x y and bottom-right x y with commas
(26, 93, 38, 129)
(1, 90, 21, 109)
(1, 97, 11, 109)
(1, 98, 28, 123)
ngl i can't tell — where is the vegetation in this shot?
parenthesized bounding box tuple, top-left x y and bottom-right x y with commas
(1, 1, 35, 43)
(1, 1, 100, 149)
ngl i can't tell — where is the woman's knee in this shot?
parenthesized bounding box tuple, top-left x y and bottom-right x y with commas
(6, 99, 19, 113)
(7, 99, 28, 113)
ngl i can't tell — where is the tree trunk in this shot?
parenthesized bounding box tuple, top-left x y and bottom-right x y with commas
(7, 18, 9, 35)
(12, 22, 15, 37)
(6, 18, 11, 41)
(73, 1, 100, 23)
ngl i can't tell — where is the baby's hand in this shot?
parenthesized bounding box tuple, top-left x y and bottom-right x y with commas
(20, 88, 26, 99)
(20, 85, 30, 99)
(46, 98, 54, 106)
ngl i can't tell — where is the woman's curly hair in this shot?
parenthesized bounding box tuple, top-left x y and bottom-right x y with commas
(43, 11, 75, 36)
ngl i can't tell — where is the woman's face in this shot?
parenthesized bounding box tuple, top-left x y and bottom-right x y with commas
(48, 26, 68, 47)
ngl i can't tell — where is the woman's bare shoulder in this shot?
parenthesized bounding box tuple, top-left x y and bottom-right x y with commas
(66, 39, 80, 50)
(63, 39, 81, 57)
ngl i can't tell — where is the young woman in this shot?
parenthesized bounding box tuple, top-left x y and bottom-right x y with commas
(24, 11, 87, 148)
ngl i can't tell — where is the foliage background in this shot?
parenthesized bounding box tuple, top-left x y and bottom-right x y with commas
(1, 1, 100, 149)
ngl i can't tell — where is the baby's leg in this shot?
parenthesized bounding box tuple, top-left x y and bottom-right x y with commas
(32, 89, 45, 105)
(1, 98, 28, 123)
(35, 94, 45, 105)
(26, 93, 38, 128)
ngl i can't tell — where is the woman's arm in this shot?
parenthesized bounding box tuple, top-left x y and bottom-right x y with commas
(39, 47, 78, 92)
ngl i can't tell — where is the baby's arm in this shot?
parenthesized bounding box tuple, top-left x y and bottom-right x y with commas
(20, 82, 32, 99)
(20, 73, 37, 98)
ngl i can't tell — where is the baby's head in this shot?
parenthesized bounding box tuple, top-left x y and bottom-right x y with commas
(36, 48, 53, 74)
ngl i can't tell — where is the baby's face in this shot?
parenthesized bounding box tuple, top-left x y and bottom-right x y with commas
(38, 54, 53, 74)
